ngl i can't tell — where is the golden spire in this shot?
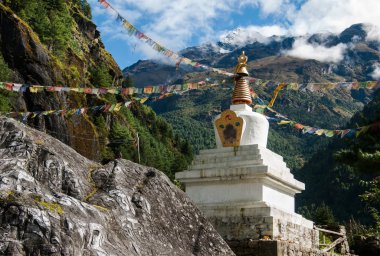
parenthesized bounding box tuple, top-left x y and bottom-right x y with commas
(232, 51, 252, 105)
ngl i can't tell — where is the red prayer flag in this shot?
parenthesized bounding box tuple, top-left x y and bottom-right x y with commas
(99, 0, 110, 8)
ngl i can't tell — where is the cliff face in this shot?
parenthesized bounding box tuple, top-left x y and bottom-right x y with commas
(0, 2, 191, 177)
(0, 116, 234, 255)
(0, 2, 123, 160)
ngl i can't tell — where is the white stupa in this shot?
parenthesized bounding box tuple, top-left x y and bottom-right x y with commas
(175, 52, 318, 252)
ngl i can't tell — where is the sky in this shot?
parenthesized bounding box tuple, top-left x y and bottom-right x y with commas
(88, 0, 380, 71)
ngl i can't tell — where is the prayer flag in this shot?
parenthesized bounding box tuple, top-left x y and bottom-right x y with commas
(99, 0, 110, 8)
(113, 103, 123, 112)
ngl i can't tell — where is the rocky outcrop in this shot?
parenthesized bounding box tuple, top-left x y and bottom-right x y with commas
(0, 116, 234, 255)
(0, 3, 123, 160)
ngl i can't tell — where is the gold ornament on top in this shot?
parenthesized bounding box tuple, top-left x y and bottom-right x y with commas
(235, 51, 249, 76)
(215, 110, 244, 147)
(232, 51, 252, 105)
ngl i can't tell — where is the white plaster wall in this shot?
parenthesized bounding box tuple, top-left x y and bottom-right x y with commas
(262, 185, 294, 213)
(186, 182, 263, 204)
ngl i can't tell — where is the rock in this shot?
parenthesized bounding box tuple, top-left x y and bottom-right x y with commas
(0, 3, 124, 161)
(0, 116, 235, 255)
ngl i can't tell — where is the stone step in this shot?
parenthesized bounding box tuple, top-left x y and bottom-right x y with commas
(199, 144, 259, 155)
(178, 166, 301, 190)
(193, 153, 288, 170)
(193, 154, 262, 165)
(190, 159, 264, 170)
(180, 165, 271, 179)
(197, 148, 261, 159)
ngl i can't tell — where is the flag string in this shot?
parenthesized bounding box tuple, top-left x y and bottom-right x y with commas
(252, 96, 380, 138)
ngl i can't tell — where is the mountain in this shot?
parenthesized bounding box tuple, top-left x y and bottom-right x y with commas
(0, 116, 234, 255)
(0, 1, 191, 179)
(124, 23, 380, 87)
(125, 24, 380, 170)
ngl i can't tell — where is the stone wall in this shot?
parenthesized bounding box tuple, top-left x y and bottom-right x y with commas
(208, 214, 319, 250)
(227, 240, 333, 256)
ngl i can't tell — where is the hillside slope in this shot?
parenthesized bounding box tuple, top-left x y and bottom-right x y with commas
(124, 23, 380, 87)
(0, 1, 191, 178)
(126, 24, 377, 172)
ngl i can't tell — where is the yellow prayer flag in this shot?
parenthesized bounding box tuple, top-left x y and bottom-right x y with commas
(356, 125, 370, 137)
(29, 87, 38, 93)
(315, 129, 325, 136)
(113, 103, 123, 112)
(278, 120, 292, 125)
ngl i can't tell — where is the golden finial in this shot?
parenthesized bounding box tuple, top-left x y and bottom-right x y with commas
(232, 51, 252, 105)
(235, 51, 248, 75)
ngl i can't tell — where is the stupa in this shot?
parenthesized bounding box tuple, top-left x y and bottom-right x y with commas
(175, 52, 319, 255)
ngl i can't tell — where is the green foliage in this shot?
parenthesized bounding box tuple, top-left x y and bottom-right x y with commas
(298, 203, 336, 226)
(72, 0, 92, 19)
(0, 54, 12, 81)
(359, 180, 380, 232)
(0, 54, 13, 112)
(314, 203, 336, 226)
(6, 0, 73, 56)
(94, 115, 114, 162)
(91, 103, 193, 180)
(123, 75, 134, 88)
(90, 63, 113, 87)
(295, 91, 380, 236)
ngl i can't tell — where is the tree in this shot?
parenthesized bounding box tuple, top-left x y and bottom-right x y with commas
(123, 75, 134, 88)
(90, 63, 113, 87)
(314, 202, 336, 226)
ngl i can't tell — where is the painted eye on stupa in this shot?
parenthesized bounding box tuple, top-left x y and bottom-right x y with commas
(219, 124, 225, 128)
(235, 122, 240, 126)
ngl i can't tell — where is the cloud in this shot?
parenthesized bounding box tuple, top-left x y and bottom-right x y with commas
(287, 0, 380, 36)
(370, 63, 380, 80)
(233, 0, 380, 43)
(239, 0, 293, 16)
(283, 38, 347, 63)
(89, 0, 380, 66)
(220, 25, 287, 45)
(89, 0, 234, 55)
(364, 24, 380, 42)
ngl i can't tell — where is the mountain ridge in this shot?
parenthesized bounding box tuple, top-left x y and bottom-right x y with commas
(123, 23, 380, 88)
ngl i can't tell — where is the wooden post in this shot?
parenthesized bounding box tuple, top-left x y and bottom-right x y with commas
(322, 237, 345, 253)
(137, 132, 140, 163)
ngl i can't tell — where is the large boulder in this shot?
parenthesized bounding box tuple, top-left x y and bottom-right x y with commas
(0, 116, 234, 255)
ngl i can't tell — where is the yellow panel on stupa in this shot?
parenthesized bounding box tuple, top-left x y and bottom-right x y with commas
(215, 110, 244, 147)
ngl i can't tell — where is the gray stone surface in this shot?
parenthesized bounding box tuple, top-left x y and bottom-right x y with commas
(0, 117, 235, 255)
(227, 240, 333, 256)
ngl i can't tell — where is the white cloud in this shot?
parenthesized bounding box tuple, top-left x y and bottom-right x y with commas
(283, 38, 347, 63)
(240, 0, 292, 16)
(88, 0, 237, 59)
(233, 0, 380, 44)
(364, 24, 380, 42)
(288, 0, 380, 36)
(370, 63, 380, 80)
(220, 25, 287, 46)
(89, 0, 380, 64)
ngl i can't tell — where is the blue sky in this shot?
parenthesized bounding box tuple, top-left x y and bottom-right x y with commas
(87, 0, 380, 69)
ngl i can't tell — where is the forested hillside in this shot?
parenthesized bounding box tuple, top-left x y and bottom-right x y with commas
(294, 91, 380, 254)
(0, 0, 191, 179)
(149, 80, 367, 170)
